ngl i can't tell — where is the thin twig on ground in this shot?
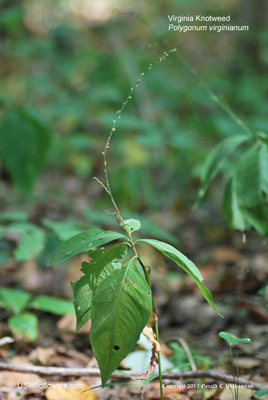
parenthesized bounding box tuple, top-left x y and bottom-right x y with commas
(0, 362, 267, 391)
(0, 337, 14, 347)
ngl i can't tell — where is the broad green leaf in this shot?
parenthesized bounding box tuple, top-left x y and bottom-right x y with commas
(259, 144, 268, 199)
(233, 143, 268, 207)
(0, 107, 51, 195)
(241, 205, 268, 237)
(42, 218, 83, 241)
(0, 287, 32, 314)
(30, 295, 74, 315)
(47, 229, 127, 265)
(90, 260, 152, 386)
(196, 135, 248, 204)
(0, 210, 28, 222)
(71, 276, 92, 331)
(138, 239, 221, 316)
(121, 219, 141, 234)
(8, 223, 46, 261)
(8, 312, 38, 341)
(219, 331, 251, 346)
(72, 243, 128, 331)
(222, 180, 249, 231)
(81, 243, 128, 282)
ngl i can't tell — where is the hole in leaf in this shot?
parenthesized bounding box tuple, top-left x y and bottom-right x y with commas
(113, 345, 120, 350)
(147, 291, 151, 296)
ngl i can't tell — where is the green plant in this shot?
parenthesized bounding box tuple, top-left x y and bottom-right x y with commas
(196, 122, 268, 236)
(219, 331, 251, 400)
(0, 287, 74, 341)
(168, 341, 212, 372)
(163, 46, 268, 236)
(0, 210, 46, 262)
(47, 50, 221, 399)
(0, 210, 89, 264)
(0, 106, 52, 195)
(254, 389, 268, 399)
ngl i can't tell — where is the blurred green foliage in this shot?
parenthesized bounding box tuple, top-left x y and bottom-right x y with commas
(0, 287, 74, 341)
(0, 0, 268, 238)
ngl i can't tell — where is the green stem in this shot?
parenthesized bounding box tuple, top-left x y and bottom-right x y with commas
(96, 50, 176, 400)
(230, 346, 237, 400)
(154, 311, 164, 400)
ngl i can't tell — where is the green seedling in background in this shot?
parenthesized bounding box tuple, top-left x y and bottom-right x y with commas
(0, 207, 176, 266)
(254, 389, 268, 399)
(219, 331, 251, 400)
(48, 50, 222, 400)
(0, 287, 74, 341)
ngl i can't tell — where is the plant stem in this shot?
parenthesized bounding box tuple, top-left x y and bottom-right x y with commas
(96, 50, 177, 400)
(98, 48, 177, 238)
(137, 256, 164, 400)
(230, 346, 237, 400)
(154, 316, 164, 400)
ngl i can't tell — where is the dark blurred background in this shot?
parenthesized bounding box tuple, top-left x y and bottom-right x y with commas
(0, 0, 267, 214)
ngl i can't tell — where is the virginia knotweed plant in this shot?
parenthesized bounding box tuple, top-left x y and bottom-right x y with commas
(48, 49, 221, 399)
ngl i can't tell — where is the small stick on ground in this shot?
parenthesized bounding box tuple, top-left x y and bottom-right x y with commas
(0, 362, 267, 391)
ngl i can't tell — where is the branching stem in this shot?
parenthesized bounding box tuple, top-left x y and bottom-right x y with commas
(95, 49, 177, 400)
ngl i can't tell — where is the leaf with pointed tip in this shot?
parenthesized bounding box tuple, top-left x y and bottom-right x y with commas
(233, 143, 268, 207)
(222, 180, 250, 231)
(196, 134, 249, 205)
(242, 204, 268, 236)
(90, 260, 152, 386)
(219, 331, 251, 346)
(137, 239, 222, 316)
(47, 229, 127, 265)
(30, 296, 74, 315)
(72, 243, 128, 331)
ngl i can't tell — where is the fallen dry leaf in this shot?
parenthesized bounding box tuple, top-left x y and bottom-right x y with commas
(29, 346, 57, 365)
(45, 380, 97, 400)
(0, 356, 43, 388)
(236, 357, 262, 369)
(212, 247, 244, 264)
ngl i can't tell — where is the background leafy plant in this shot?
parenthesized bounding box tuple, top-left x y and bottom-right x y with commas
(1, 0, 268, 228)
(0, 287, 74, 341)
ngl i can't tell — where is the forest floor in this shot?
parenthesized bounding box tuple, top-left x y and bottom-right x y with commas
(0, 175, 268, 400)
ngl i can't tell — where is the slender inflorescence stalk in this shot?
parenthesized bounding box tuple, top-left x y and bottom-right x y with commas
(94, 47, 177, 253)
(94, 48, 177, 400)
